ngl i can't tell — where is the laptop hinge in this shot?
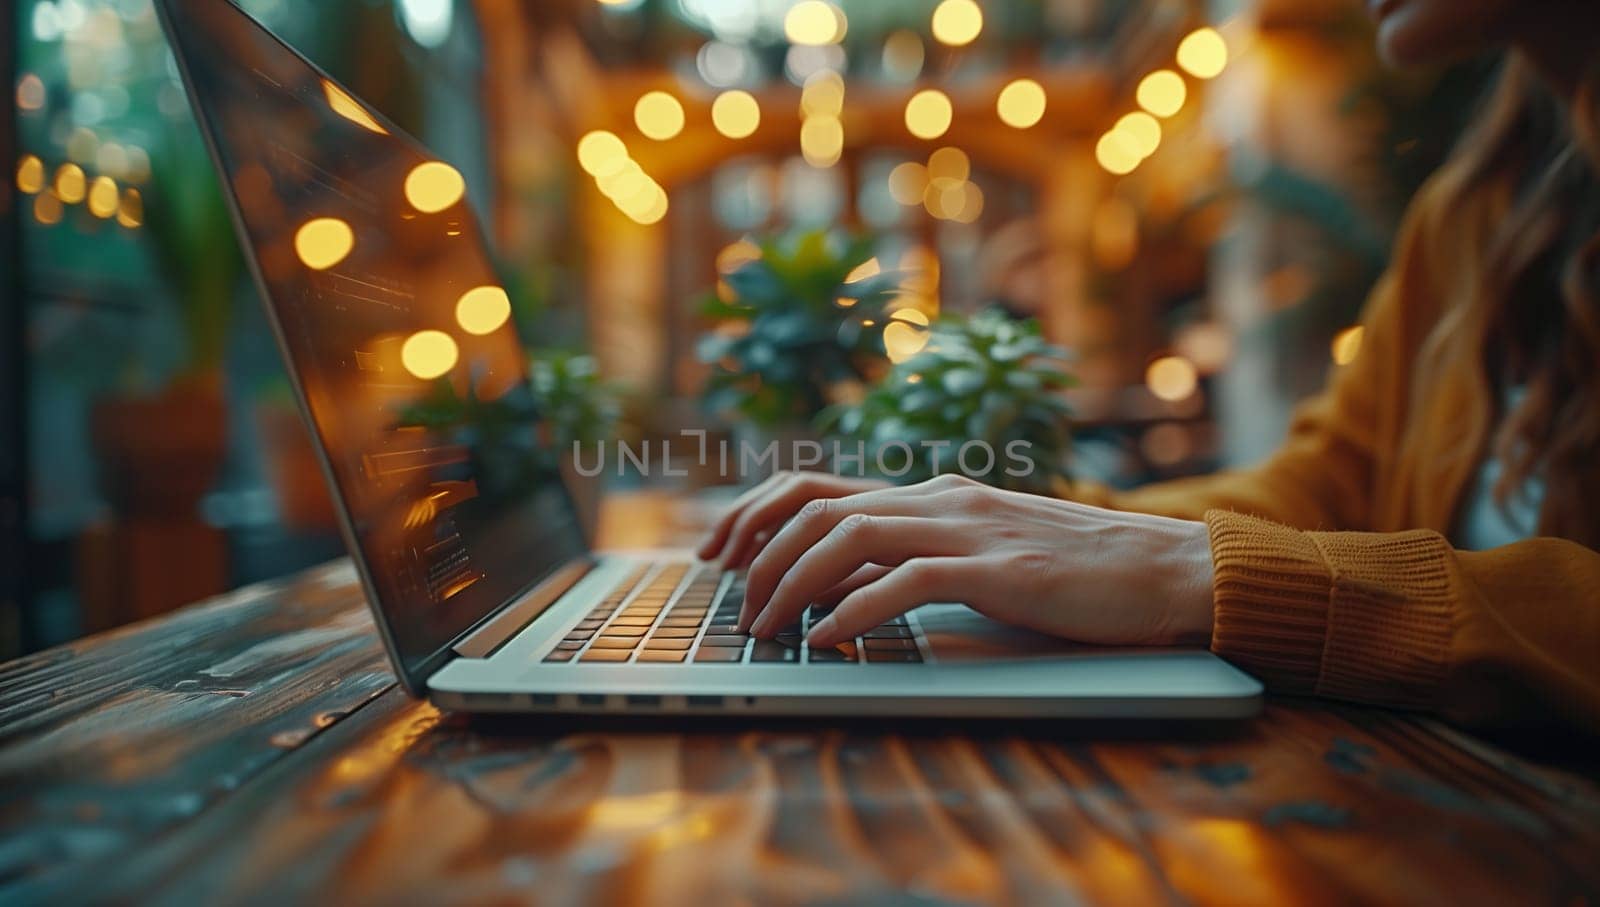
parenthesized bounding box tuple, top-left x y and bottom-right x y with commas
(451, 558, 594, 659)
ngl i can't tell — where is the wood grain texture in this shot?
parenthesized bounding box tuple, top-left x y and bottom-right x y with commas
(2, 494, 1598, 904)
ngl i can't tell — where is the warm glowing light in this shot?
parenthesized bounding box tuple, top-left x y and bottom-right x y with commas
(634, 91, 685, 141)
(717, 239, 762, 273)
(800, 70, 845, 118)
(322, 79, 387, 134)
(1137, 70, 1187, 118)
(54, 163, 85, 204)
(1095, 130, 1141, 176)
(576, 130, 628, 176)
(952, 181, 984, 224)
(884, 308, 932, 362)
(1177, 27, 1228, 79)
(404, 161, 465, 213)
(295, 217, 355, 270)
(16, 155, 45, 194)
(401, 330, 459, 380)
(87, 176, 118, 218)
(116, 188, 143, 228)
(904, 90, 953, 140)
(1146, 356, 1198, 402)
(711, 90, 760, 139)
(599, 161, 647, 201)
(1331, 325, 1364, 365)
(623, 186, 669, 225)
(996, 78, 1046, 129)
(800, 116, 844, 168)
(930, 0, 983, 47)
(34, 192, 63, 225)
(455, 286, 512, 335)
(16, 73, 45, 111)
(784, 1, 846, 46)
(926, 147, 970, 182)
(845, 257, 880, 284)
(1114, 112, 1161, 159)
(888, 162, 928, 206)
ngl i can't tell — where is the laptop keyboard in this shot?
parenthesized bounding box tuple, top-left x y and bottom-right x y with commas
(541, 562, 924, 666)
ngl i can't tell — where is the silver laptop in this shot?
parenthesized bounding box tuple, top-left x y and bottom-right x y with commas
(157, 0, 1261, 719)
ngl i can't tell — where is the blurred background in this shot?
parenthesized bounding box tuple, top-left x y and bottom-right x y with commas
(0, 0, 1492, 655)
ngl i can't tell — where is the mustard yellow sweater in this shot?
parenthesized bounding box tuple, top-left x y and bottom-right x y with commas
(1073, 177, 1600, 736)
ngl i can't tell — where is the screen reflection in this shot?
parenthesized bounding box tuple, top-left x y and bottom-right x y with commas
(161, 0, 588, 680)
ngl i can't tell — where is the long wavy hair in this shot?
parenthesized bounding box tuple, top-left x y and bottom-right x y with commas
(1417, 53, 1600, 548)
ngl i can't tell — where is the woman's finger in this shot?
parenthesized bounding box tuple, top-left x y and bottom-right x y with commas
(814, 563, 893, 606)
(739, 485, 944, 628)
(696, 473, 794, 561)
(807, 557, 972, 648)
(749, 517, 970, 636)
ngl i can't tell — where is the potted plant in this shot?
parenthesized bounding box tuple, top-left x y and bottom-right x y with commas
(822, 310, 1076, 494)
(529, 350, 621, 542)
(697, 229, 900, 434)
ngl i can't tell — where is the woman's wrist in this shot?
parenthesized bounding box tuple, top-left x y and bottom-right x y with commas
(1158, 519, 1216, 645)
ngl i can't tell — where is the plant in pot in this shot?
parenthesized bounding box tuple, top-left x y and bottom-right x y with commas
(821, 310, 1076, 495)
(529, 350, 622, 543)
(697, 230, 900, 446)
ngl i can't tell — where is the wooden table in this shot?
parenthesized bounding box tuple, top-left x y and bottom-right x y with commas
(3, 493, 1598, 905)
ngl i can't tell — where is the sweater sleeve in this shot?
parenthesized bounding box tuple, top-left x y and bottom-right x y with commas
(1205, 510, 1600, 735)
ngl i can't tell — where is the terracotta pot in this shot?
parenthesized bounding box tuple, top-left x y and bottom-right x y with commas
(255, 402, 338, 531)
(90, 381, 227, 520)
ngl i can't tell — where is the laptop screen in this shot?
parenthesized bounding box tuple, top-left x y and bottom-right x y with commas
(158, 0, 589, 687)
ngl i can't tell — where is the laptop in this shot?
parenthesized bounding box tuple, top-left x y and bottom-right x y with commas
(156, 0, 1262, 719)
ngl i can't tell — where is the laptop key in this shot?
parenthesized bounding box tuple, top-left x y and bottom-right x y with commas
(864, 626, 913, 639)
(700, 634, 749, 647)
(555, 640, 586, 651)
(610, 616, 656, 627)
(644, 637, 693, 651)
(581, 649, 633, 662)
(863, 637, 917, 651)
(659, 618, 702, 628)
(807, 646, 856, 663)
(751, 640, 800, 663)
(650, 626, 698, 638)
(543, 649, 577, 663)
(599, 626, 647, 638)
(693, 647, 745, 663)
(590, 637, 640, 649)
(637, 649, 687, 663)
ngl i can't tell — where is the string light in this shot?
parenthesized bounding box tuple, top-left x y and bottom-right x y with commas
(294, 217, 355, 270)
(1095, 131, 1140, 175)
(711, 90, 760, 139)
(54, 163, 85, 204)
(401, 330, 459, 380)
(931, 0, 983, 47)
(15, 155, 45, 194)
(1136, 70, 1187, 118)
(87, 175, 118, 218)
(1177, 27, 1228, 79)
(784, 1, 846, 46)
(996, 78, 1046, 129)
(455, 286, 512, 335)
(888, 161, 928, 205)
(116, 188, 143, 228)
(904, 89, 953, 140)
(1114, 112, 1161, 159)
(634, 90, 685, 141)
(576, 130, 628, 176)
(1146, 356, 1198, 402)
(404, 161, 465, 213)
(800, 116, 844, 168)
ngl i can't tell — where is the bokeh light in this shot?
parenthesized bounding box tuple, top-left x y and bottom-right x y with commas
(1331, 325, 1364, 365)
(884, 308, 932, 362)
(54, 163, 85, 204)
(1146, 356, 1199, 402)
(1177, 27, 1228, 79)
(634, 90, 685, 141)
(294, 217, 355, 270)
(16, 155, 45, 194)
(784, 1, 846, 46)
(404, 161, 465, 213)
(996, 78, 1046, 129)
(1137, 70, 1187, 118)
(800, 116, 844, 168)
(711, 90, 761, 139)
(401, 330, 459, 380)
(927, 147, 970, 182)
(888, 161, 928, 205)
(1114, 112, 1161, 159)
(455, 286, 512, 335)
(577, 130, 628, 176)
(87, 176, 118, 218)
(904, 89, 953, 140)
(1095, 131, 1140, 175)
(116, 188, 143, 228)
(931, 0, 983, 47)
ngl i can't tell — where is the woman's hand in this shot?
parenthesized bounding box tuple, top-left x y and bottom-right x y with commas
(730, 474, 1216, 650)
(697, 471, 892, 569)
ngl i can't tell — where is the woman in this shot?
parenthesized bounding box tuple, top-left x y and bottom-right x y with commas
(699, 0, 1600, 734)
